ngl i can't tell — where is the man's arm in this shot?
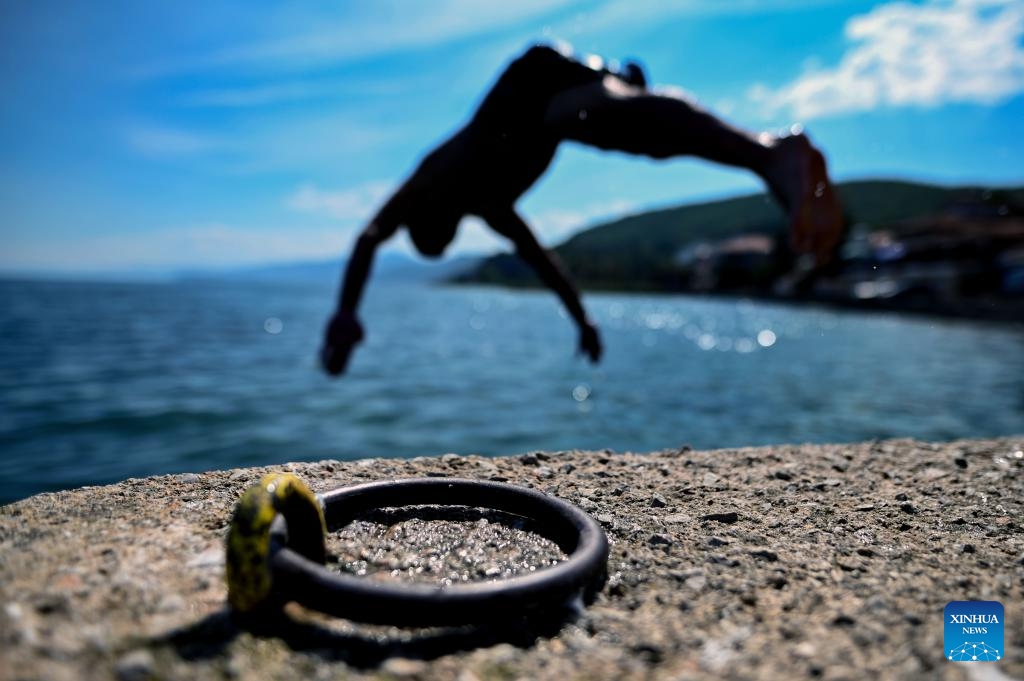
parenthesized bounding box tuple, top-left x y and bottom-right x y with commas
(321, 199, 403, 376)
(483, 207, 601, 363)
(336, 221, 391, 314)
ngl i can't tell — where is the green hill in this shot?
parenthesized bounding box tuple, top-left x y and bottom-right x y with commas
(456, 179, 1024, 291)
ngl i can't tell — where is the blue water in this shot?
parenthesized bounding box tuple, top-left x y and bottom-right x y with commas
(1, 278, 1022, 504)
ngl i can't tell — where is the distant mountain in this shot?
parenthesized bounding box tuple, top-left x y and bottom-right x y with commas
(176, 252, 485, 285)
(456, 179, 1024, 291)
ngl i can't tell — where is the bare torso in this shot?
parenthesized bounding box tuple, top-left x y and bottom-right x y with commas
(403, 45, 612, 217)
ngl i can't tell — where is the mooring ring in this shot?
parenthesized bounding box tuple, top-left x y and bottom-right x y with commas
(229, 477, 609, 626)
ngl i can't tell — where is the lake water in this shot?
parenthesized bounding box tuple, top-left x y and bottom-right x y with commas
(1, 278, 1022, 504)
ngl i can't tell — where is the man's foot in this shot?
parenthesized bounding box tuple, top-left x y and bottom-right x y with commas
(764, 131, 843, 266)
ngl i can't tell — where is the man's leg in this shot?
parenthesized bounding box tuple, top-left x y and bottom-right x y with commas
(543, 78, 843, 264)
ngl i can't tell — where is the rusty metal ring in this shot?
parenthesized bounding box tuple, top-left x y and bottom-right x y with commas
(228, 477, 609, 626)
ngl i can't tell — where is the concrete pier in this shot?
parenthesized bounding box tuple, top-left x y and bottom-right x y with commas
(2, 437, 1021, 680)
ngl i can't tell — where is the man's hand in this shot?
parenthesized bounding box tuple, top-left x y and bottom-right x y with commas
(578, 321, 602, 364)
(320, 311, 365, 376)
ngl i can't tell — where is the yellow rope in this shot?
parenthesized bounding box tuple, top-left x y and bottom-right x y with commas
(225, 473, 326, 612)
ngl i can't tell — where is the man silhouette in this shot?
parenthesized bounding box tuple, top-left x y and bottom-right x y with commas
(321, 43, 842, 376)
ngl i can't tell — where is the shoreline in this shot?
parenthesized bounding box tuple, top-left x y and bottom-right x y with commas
(442, 280, 1024, 326)
(2, 437, 1021, 680)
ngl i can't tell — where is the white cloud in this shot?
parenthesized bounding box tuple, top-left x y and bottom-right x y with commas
(0, 194, 639, 273)
(555, 0, 839, 38)
(437, 203, 635, 256)
(138, 0, 836, 79)
(286, 181, 392, 221)
(136, 0, 578, 78)
(122, 113, 408, 174)
(280, 191, 636, 257)
(179, 77, 415, 109)
(426, 199, 638, 255)
(124, 124, 222, 159)
(179, 82, 339, 109)
(445, 217, 507, 254)
(528, 199, 635, 245)
(750, 0, 1024, 119)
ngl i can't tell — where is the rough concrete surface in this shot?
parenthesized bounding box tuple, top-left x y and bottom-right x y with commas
(1, 437, 1022, 681)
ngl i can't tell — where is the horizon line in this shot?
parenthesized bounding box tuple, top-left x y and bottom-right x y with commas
(2, 174, 1022, 282)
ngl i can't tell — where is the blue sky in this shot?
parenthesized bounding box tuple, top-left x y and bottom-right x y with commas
(2, 0, 1023, 273)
